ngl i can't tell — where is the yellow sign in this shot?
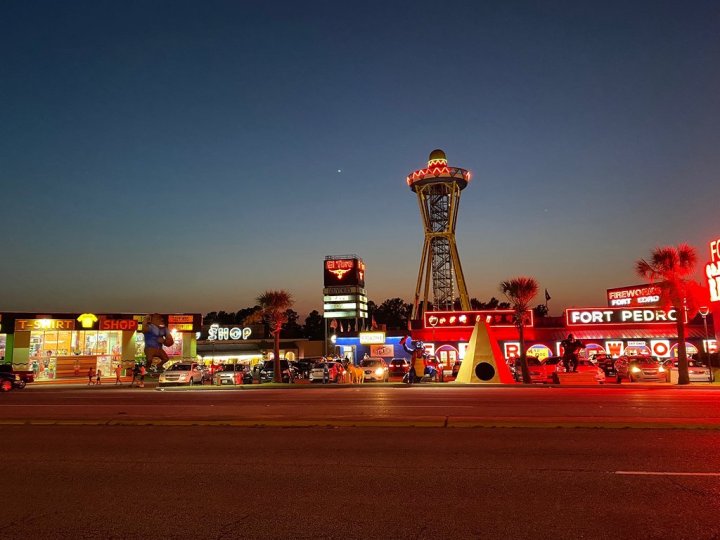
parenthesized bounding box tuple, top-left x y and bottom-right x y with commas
(168, 315, 194, 324)
(359, 331, 386, 345)
(15, 319, 75, 331)
(77, 313, 98, 329)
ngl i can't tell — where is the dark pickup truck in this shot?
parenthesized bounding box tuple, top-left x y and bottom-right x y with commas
(0, 364, 34, 389)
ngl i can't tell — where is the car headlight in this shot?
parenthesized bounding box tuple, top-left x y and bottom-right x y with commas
(658, 366, 665, 373)
(631, 366, 641, 373)
(374, 368, 384, 376)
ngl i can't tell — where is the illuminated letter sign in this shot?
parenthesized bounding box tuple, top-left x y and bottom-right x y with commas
(207, 324, 252, 341)
(504, 342, 520, 359)
(323, 257, 365, 288)
(605, 341, 624, 357)
(707, 238, 720, 303)
(99, 318, 139, 331)
(606, 284, 662, 308)
(359, 332, 386, 345)
(15, 319, 76, 331)
(566, 308, 679, 326)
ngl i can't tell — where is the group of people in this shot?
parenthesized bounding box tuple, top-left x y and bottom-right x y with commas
(87, 364, 126, 386)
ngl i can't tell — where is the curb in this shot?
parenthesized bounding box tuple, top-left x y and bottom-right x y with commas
(3, 418, 720, 430)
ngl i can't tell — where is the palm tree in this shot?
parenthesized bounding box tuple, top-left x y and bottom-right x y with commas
(246, 290, 294, 383)
(500, 277, 539, 384)
(635, 244, 699, 385)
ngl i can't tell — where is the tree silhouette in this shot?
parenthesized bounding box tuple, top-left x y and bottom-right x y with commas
(500, 277, 539, 384)
(245, 290, 294, 382)
(635, 244, 702, 385)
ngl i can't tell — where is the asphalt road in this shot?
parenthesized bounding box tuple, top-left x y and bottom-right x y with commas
(3, 383, 720, 428)
(3, 385, 720, 539)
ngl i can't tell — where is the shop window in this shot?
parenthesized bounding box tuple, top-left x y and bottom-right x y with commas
(0, 334, 6, 361)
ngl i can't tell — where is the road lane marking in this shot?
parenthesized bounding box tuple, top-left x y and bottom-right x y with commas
(616, 471, 720, 477)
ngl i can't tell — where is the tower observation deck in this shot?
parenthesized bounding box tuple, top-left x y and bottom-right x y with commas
(406, 149, 471, 319)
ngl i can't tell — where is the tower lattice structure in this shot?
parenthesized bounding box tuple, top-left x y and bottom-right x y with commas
(407, 149, 471, 319)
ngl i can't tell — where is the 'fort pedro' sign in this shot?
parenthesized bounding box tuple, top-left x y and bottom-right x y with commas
(566, 307, 682, 326)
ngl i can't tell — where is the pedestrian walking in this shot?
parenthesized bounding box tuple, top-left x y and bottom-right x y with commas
(114, 364, 122, 385)
(130, 364, 140, 388)
(88, 366, 96, 385)
(138, 365, 146, 388)
(96, 368, 102, 385)
(322, 363, 329, 384)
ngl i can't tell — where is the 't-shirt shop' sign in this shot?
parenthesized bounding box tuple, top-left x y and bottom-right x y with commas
(566, 308, 680, 326)
(15, 319, 75, 331)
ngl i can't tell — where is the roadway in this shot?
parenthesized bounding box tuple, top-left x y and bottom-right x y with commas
(3, 384, 720, 539)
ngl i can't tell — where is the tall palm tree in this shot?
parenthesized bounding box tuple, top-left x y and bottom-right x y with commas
(635, 244, 698, 385)
(247, 290, 294, 383)
(500, 277, 539, 384)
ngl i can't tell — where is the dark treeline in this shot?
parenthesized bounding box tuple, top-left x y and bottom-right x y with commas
(202, 296, 549, 338)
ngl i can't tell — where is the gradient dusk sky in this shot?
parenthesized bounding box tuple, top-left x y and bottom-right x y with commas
(2, 0, 719, 318)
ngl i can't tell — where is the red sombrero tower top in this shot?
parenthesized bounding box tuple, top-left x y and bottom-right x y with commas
(406, 148, 471, 192)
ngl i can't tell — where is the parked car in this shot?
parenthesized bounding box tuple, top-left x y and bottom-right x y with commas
(295, 357, 323, 379)
(0, 370, 24, 392)
(614, 355, 667, 383)
(259, 360, 298, 383)
(669, 359, 711, 383)
(213, 364, 253, 385)
(591, 354, 617, 379)
(309, 361, 345, 383)
(512, 357, 546, 383)
(0, 364, 33, 388)
(360, 358, 389, 382)
(158, 362, 204, 386)
(555, 359, 606, 383)
(388, 358, 410, 376)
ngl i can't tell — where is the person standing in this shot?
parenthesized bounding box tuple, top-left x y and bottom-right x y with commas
(88, 366, 96, 385)
(96, 368, 102, 385)
(114, 364, 122, 385)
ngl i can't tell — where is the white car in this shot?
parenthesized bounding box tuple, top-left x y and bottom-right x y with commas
(360, 358, 389, 382)
(669, 360, 712, 383)
(159, 362, 204, 386)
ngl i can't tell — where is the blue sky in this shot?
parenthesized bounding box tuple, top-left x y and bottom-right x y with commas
(1, 0, 718, 318)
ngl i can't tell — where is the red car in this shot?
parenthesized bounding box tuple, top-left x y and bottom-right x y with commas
(388, 358, 410, 376)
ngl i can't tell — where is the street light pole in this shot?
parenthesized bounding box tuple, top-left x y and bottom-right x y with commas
(699, 306, 712, 382)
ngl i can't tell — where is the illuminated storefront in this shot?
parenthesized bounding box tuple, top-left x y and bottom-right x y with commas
(0, 312, 201, 381)
(408, 307, 714, 365)
(195, 323, 323, 366)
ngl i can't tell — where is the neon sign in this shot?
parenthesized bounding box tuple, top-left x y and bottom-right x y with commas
(566, 308, 680, 326)
(77, 313, 98, 329)
(15, 319, 75, 331)
(424, 310, 534, 329)
(359, 332, 386, 345)
(606, 284, 662, 307)
(207, 324, 252, 341)
(707, 238, 720, 303)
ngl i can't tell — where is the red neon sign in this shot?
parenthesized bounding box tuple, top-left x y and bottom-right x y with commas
(424, 310, 534, 329)
(707, 237, 720, 303)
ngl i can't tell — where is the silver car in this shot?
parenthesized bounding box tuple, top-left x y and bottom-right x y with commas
(159, 362, 204, 386)
(213, 364, 252, 386)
